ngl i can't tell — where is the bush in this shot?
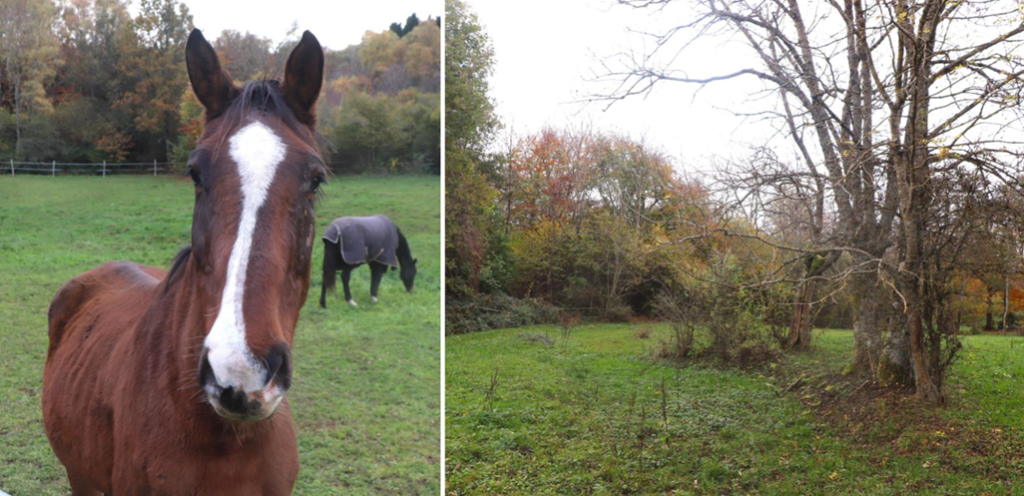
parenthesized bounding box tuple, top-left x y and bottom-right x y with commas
(652, 291, 698, 361)
(651, 258, 785, 366)
(445, 293, 560, 335)
(605, 304, 633, 323)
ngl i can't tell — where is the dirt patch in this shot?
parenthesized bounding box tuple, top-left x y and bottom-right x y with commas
(775, 368, 1024, 482)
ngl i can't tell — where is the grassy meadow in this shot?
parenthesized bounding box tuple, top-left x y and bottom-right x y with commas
(446, 325, 1024, 495)
(0, 175, 440, 495)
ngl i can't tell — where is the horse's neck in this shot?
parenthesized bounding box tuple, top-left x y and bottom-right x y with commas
(149, 262, 205, 377)
(145, 260, 276, 444)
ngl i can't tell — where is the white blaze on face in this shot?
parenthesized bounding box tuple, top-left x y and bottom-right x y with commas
(205, 121, 286, 393)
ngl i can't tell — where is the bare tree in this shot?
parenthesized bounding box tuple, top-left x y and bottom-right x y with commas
(594, 0, 1024, 403)
(712, 146, 841, 350)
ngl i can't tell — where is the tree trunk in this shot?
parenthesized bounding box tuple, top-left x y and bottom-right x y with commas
(7, 47, 20, 159)
(13, 81, 19, 159)
(847, 272, 911, 384)
(1002, 276, 1009, 334)
(879, 305, 912, 386)
(891, 2, 944, 406)
(899, 156, 942, 403)
(786, 278, 816, 350)
(848, 273, 881, 374)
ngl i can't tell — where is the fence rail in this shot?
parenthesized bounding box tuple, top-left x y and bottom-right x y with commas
(5, 159, 173, 177)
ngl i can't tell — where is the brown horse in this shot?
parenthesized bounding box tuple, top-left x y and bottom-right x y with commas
(42, 28, 326, 495)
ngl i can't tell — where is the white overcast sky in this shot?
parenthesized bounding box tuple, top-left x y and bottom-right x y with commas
(466, 0, 1024, 175)
(465, 0, 778, 172)
(163, 0, 442, 50)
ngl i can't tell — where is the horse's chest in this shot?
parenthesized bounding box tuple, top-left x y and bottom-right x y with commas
(112, 418, 299, 495)
(135, 450, 298, 496)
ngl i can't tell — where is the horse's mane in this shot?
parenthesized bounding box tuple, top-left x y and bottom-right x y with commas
(217, 80, 326, 156)
(396, 229, 412, 263)
(164, 245, 192, 293)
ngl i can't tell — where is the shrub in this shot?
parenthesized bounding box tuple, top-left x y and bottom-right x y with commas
(652, 291, 698, 361)
(516, 332, 554, 346)
(445, 293, 560, 335)
(605, 304, 633, 323)
(651, 259, 785, 366)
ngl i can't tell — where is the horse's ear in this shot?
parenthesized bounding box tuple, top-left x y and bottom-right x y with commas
(186, 29, 237, 119)
(281, 30, 324, 125)
(413, 258, 418, 265)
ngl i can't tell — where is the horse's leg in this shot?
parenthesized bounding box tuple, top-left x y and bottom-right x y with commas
(319, 242, 331, 307)
(320, 242, 337, 309)
(67, 471, 101, 496)
(342, 268, 356, 307)
(370, 263, 386, 303)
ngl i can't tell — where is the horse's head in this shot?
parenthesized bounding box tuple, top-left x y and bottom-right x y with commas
(401, 258, 417, 293)
(184, 29, 325, 421)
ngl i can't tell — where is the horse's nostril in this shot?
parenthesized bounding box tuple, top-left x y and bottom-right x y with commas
(197, 347, 217, 390)
(263, 343, 292, 391)
(218, 386, 260, 416)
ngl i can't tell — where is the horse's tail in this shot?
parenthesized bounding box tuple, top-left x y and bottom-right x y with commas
(322, 240, 338, 291)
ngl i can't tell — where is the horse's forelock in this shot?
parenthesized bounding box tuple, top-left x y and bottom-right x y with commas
(213, 80, 322, 157)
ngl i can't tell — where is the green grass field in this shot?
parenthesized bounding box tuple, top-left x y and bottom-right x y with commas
(446, 325, 1024, 495)
(0, 175, 440, 495)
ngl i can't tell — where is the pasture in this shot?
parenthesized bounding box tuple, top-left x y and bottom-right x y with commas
(446, 325, 1024, 495)
(0, 175, 440, 495)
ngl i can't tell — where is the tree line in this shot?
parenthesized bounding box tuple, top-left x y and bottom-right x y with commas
(446, 0, 1024, 405)
(0, 0, 440, 174)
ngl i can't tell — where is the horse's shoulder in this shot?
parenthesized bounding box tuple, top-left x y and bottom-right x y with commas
(47, 262, 165, 353)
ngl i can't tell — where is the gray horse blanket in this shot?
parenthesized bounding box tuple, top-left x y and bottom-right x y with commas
(323, 215, 399, 268)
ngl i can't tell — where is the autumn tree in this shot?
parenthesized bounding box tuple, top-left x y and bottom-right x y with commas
(404, 22, 441, 92)
(445, 0, 500, 296)
(0, 0, 62, 158)
(0, 1, 437, 168)
(213, 30, 272, 82)
(116, 0, 192, 161)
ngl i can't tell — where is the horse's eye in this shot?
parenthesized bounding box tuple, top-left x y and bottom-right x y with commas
(188, 167, 202, 188)
(311, 174, 326, 193)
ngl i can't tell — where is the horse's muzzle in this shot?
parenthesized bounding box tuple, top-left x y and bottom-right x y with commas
(197, 345, 291, 421)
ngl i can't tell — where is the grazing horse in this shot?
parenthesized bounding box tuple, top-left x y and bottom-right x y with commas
(42, 29, 326, 495)
(319, 215, 417, 308)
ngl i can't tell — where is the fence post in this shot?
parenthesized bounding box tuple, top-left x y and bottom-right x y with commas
(103, 160, 106, 178)
(52, 160, 56, 177)
(9, 159, 12, 177)
(153, 159, 157, 176)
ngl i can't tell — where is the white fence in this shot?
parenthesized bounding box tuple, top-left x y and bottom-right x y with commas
(5, 159, 173, 177)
